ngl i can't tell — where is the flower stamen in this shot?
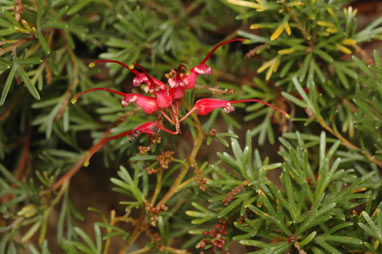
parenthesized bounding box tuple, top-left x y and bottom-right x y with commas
(199, 38, 246, 65)
(89, 59, 140, 75)
(71, 87, 127, 104)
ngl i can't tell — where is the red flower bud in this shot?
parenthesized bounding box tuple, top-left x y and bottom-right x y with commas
(122, 93, 158, 114)
(195, 99, 235, 115)
(130, 121, 160, 136)
(193, 98, 290, 118)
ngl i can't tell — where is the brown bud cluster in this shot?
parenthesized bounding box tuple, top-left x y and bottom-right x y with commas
(209, 128, 217, 136)
(146, 166, 160, 175)
(200, 220, 229, 254)
(138, 135, 162, 155)
(165, 69, 186, 79)
(194, 168, 207, 191)
(139, 145, 151, 154)
(145, 150, 174, 175)
(156, 151, 174, 169)
(142, 223, 162, 248)
(144, 200, 168, 227)
(165, 69, 176, 79)
(222, 179, 249, 206)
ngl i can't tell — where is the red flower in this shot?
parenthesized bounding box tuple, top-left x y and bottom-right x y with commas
(72, 38, 291, 166)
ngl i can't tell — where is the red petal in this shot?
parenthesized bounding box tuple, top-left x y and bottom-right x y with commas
(195, 98, 228, 115)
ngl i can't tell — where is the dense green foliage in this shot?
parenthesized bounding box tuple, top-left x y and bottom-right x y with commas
(1, 0, 381, 253)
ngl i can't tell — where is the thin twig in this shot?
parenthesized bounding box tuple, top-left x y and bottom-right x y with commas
(0, 38, 31, 57)
(119, 209, 145, 253)
(316, 116, 382, 167)
(284, 5, 313, 46)
(56, 46, 79, 121)
(0, 93, 24, 122)
(354, 44, 374, 66)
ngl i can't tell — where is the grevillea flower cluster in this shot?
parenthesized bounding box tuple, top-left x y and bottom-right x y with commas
(71, 39, 290, 166)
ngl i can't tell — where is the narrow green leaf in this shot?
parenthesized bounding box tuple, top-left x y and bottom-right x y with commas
(352, 56, 373, 78)
(240, 239, 270, 248)
(191, 202, 212, 214)
(22, 220, 42, 242)
(292, 76, 316, 115)
(18, 58, 43, 65)
(282, 92, 308, 108)
(300, 231, 317, 247)
(57, 189, 69, 243)
(359, 211, 382, 241)
(37, 0, 51, 54)
(52, 6, 69, 21)
(327, 222, 353, 234)
(280, 58, 295, 78)
(67, 0, 93, 15)
(314, 49, 334, 63)
(218, 198, 242, 218)
(74, 227, 96, 252)
(333, 62, 349, 89)
(299, 53, 313, 82)
(17, 63, 41, 100)
(261, 163, 282, 171)
(319, 235, 362, 245)
(0, 164, 22, 187)
(0, 28, 15, 36)
(314, 239, 341, 254)
(94, 224, 102, 253)
(0, 17, 11, 27)
(41, 240, 49, 254)
(238, 30, 269, 43)
(0, 233, 11, 254)
(374, 50, 380, 69)
(28, 244, 40, 254)
(0, 64, 17, 106)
